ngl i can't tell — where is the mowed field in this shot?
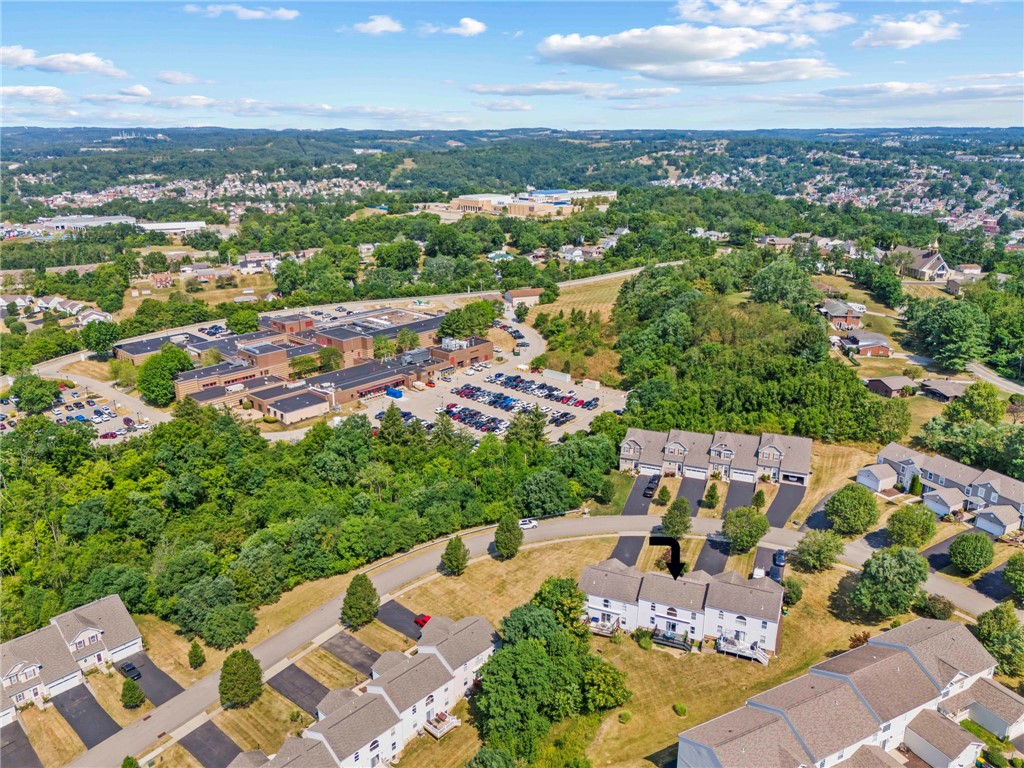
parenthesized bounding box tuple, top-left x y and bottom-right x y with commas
(527, 274, 629, 322)
(118, 272, 276, 319)
(902, 283, 952, 301)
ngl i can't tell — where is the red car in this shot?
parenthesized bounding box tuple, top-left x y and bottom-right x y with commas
(123, 417, 134, 426)
(414, 614, 431, 629)
(99, 432, 117, 439)
(425, 381, 436, 388)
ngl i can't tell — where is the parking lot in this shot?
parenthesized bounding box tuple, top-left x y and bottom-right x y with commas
(1, 382, 148, 444)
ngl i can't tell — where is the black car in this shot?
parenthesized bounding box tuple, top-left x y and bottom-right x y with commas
(642, 486, 655, 498)
(773, 549, 787, 568)
(118, 662, 142, 680)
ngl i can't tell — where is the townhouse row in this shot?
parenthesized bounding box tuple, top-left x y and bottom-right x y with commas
(0, 595, 143, 726)
(579, 559, 784, 664)
(858, 442, 1024, 537)
(228, 616, 498, 768)
(677, 619, 1024, 768)
(619, 428, 813, 486)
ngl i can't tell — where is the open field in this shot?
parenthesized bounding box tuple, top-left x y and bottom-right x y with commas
(294, 648, 364, 690)
(527, 274, 628, 322)
(789, 443, 876, 528)
(214, 686, 312, 754)
(59, 359, 115, 381)
(399, 538, 617, 627)
(813, 275, 893, 316)
(146, 743, 203, 768)
(906, 395, 946, 436)
(21, 705, 86, 768)
(353, 621, 415, 654)
(118, 272, 275, 318)
(590, 472, 635, 515)
(89, 670, 156, 726)
(902, 284, 952, 301)
(584, 567, 917, 767)
(638, 537, 705, 573)
(398, 699, 481, 768)
(134, 614, 229, 688)
(539, 345, 621, 387)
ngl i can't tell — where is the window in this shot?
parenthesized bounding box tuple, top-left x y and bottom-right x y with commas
(650, 603, 657, 611)
(412, 705, 417, 715)
(88, 634, 98, 644)
(882, 723, 891, 733)
(691, 612, 697, 620)
(761, 620, 768, 630)
(760, 636, 766, 644)
(717, 611, 724, 620)
(392, 743, 397, 752)
(736, 616, 747, 627)
(717, 625, 723, 634)
(991, 491, 999, 502)
(426, 694, 434, 706)
(14, 693, 23, 703)
(354, 754, 359, 762)
(689, 626, 695, 635)
(370, 740, 380, 752)
(667, 608, 677, 618)
(650, 617, 656, 625)
(602, 599, 610, 609)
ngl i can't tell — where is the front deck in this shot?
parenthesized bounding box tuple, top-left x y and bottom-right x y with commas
(716, 635, 769, 665)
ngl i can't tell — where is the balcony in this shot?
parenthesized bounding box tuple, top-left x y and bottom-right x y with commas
(652, 629, 692, 652)
(424, 711, 461, 739)
(716, 635, 769, 665)
(589, 620, 618, 637)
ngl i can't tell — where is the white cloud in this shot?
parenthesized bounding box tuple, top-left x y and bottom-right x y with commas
(157, 70, 201, 85)
(537, 24, 840, 83)
(853, 11, 963, 49)
(445, 18, 487, 36)
(0, 85, 70, 105)
(475, 99, 533, 112)
(469, 81, 683, 100)
(675, 0, 855, 32)
(818, 79, 1021, 104)
(1, 45, 126, 77)
(352, 15, 404, 34)
(183, 4, 299, 21)
(120, 84, 152, 98)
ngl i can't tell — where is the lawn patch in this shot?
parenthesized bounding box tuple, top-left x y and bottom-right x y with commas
(294, 648, 363, 690)
(20, 705, 85, 768)
(89, 669, 155, 726)
(213, 686, 312, 754)
(590, 472, 635, 516)
(352, 620, 415, 654)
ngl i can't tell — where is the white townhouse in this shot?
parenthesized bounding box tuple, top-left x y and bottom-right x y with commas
(579, 560, 784, 664)
(296, 616, 497, 768)
(863, 443, 1024, 533)
(619, 428, 813, 486)
(678, 620, 1021, 768)
(1, 595, 143, 726)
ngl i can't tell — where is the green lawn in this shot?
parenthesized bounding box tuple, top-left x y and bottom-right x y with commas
(590, 472, 636, 516)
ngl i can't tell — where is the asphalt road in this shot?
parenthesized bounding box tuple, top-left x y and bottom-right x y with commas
(1, 722, 42, 768)
(966, 362, 1024, 396)
(610, 536, 646, 567)
(267, 665, 329, 716)
(77, 512, 1009, 768)
(124, 651, 184, 707)
(765, 484, 806, 528)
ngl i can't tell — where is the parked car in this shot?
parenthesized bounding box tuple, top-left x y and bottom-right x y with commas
(99, 432, 118, 439)
(118, 662, 142, 680)
(414, 614, 431, 629)
(773, 549, 787, 568)
(518, 518, 539, 530)
(123, 417, 134, 426)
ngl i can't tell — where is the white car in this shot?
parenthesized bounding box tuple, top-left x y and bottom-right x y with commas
(434, 406, 445, 414)
(464, 370, 475, 376)
(91, 416, 103, 424)
(135, 423, 149, 430)
(517, 518, 539, 530)
(52, 408, 62, 416)
(541, 406, 551, 413)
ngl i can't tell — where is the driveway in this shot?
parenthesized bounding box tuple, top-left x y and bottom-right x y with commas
(677, 478, 706, 517)
(610, 536, 645, 567)
(179, 721, 241, 768)
(693, 538, 729, 575)
(1, 722, 42, 768)
(753, 547, 776, 575)
(376, 600, 422, 640)
(122, 651, 183, 707)
(267, 665, 329, 716)
(723, 481, 756, 514)
(920, 535, 957, 571)
(51, 685, 121, 749)
(765, 484, 805, 528)
(622, 476, 654, 516)
(321, 632, 379, 678)
(972, 563, 1013, 602)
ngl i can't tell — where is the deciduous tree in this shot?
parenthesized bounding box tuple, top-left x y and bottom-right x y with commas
(722, 506, 769, 553)
(886, 504, 936, 548)
(661, 498, 692, 539)
(948, 532, 994, 574)
(852, 547, 928, 617)
(944, 382, 1006, 426)
(824, 483, 879, 535)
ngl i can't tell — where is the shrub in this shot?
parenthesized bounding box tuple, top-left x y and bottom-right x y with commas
(219, 649, 262, 709)
(672, 703, 688, 717)
(656, 485, 671, 505)
(984, 750, 1009, 768)
(782, 577, 803, 606)
(704, 482, 720, 508)
(890, 619, 902, 628)
(917, 592, 954, 620)
(120, 677, 146, 709)
(241, 401, 253, 410)
(949, 532, 994, 574)
(289, 709, 302, 723)
(122, 759, 141, 768)
(188, 639, 206, 670)
(618, 711, 632, 724)
(608, 631, 624, 645)
(262, 415, 278, 424)
(637, 636, 653, 650)
(849, 631, 871, 649)
(824, 483, 879, 535)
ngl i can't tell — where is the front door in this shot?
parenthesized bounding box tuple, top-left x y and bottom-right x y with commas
(735, 630, 746, 642)
(427, 709, 434, 722)
(371, 756, 379, 767)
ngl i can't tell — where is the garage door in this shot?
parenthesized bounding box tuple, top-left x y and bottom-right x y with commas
(731, 469, 757, 483)
(974, 518, 1001, 537)
(781, 473, 806, 485)
(684, 466, 707, 479)
(638, 464, 661, 475)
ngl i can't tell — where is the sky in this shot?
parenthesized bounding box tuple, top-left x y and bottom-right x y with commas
(2, 1, 1022, 130)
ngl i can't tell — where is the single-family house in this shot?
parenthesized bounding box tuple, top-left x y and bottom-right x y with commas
(819, 299, 864, 330)
(920, 380, 971, 403)
(945, 272, 984, 296)
(78, 308, 114, 326)
(758, 235, 796, 251)
(972, 505, 1022, 537)
(865, 376, 917, 398)
(923, 488, 970, 518)
(857, 464, 898, 493)
(677, 619, 1004, 768)
(0, 294, 33, 312)
(840, 331, 893, 357)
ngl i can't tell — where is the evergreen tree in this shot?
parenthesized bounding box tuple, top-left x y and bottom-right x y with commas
(656, 485, 671, 505)
(219, 649, 263, 709)
(188, 639, 206, 670)
(495, 514, 524, 560)
(341, 573, 380, 628)
(441, 536, 470, 576)
(661, 498, 692, 539)
(908, 474, 923, 497)
(120, 677, 146, 709)
(703, 482, 720, 509)
(121, 758, 141, 768)
(751, 489, 766, 511)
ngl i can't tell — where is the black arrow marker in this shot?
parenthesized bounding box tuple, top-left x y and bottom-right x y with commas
(649, 536, 685, 580)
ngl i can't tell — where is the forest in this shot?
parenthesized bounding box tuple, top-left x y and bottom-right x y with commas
(0, 401, 616, 646)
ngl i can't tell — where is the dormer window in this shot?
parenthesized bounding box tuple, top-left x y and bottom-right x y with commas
(990, 491, 999, 502)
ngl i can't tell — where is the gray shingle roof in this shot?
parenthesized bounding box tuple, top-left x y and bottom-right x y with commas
(869, 620, 995, 689)
(417, 616, 497, 671)
(664, 430, 713, 468)
(264, 737, 337, 768)
(921, 380, 970, 399)
(316, 688, 358, 717)
(812, 644, 939, 722)
(835, 745, 904, 768)
(940, 677, 1024, 726)
(923, 487, 968, 506)
(821, 299, 862, 317)
(620, 428, 668, 466)
(578, 559, 643, 604)
(0, 625, 81, 699)
(705, 571, 783, 622)
(678, 705, 812, 768)
(306, 692, 400, 761)
(226, 751, 270, 768)
(749, 674, 879, 761)
(371, 651, 409, 679)
(860, 464, 897, 482)
(51, 595, 140, 660)
(906, 709, 980, 759)
(371, 653, 452, 713)
(974, 505, 1022, 529)
(759, 433, 813, 475)
(871, 376, 917, 392)
(638, 572, 708, 612)
(710, 431, 761, 471)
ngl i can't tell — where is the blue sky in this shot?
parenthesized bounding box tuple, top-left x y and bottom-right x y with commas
(2, 1, 1022, 129)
